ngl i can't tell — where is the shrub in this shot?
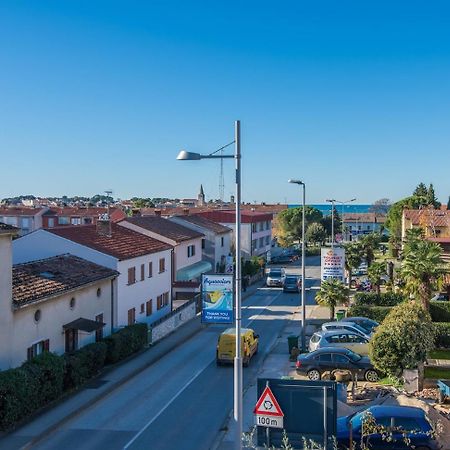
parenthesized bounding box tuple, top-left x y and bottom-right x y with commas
(434, 323, 450, 348)
(104, 323, 148, 364)
(22, 352, 65, 405)
(369, 302, 435, 377)
(64, 342, 107, 389)
(429, 301, 450, 323)
(306, 247, 320, 256)
(347, 305, 392, 323)
(353, 292, 405, 307)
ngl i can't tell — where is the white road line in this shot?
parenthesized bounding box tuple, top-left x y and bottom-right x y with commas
(123, 367, 204, 449)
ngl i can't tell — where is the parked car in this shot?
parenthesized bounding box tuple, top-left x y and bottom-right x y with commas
(336, 405, 438, 450)
(341, 317, 379, 334)
(266, 268, 284, 287)
(295, 348, 379, 382)
(309, 330, 370, 356)
(431, 292, 450, 302)
(216, 328, 259, 367)
(322, 321, 372, 340)
(269, 254, 294, 264)
(282, 275, 301, 293)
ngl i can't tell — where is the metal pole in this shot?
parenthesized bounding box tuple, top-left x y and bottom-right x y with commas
(301, 183, 306, 352)
(234, 120, 243, 450)
(323, 386, 328, 450)
(331, 200, 335, 249)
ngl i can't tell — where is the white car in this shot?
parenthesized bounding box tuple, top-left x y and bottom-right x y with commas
(309, 330, 370, 356)
(321, 321, 371, 341)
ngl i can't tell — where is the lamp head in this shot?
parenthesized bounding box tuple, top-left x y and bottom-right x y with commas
(288, 179, 304, 185)
(176, 150, 202, 161)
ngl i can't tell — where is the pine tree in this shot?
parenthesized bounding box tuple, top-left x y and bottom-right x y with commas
(427, 183, 440, 208)
(413, 182, 428, 198)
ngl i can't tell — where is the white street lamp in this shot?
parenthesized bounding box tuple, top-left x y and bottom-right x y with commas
(177, 121, 243, 450)
(288, 179, 306, 351)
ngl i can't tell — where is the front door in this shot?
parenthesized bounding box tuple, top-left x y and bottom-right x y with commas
(65, 328, 78, 353)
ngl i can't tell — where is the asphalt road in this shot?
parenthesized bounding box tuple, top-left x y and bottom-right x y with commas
(29, 258, 321, 450)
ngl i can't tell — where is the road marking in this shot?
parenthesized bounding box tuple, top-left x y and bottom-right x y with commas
(123, 367, 204, 449)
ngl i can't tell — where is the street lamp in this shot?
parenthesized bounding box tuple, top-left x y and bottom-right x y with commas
(288, 179, 306, 352)
(177, 121, 243, 450)
(326, 198, 356, 246)
(336, 198, 356, 242)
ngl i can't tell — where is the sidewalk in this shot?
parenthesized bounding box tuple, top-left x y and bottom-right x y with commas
(0, 280, 264, 450)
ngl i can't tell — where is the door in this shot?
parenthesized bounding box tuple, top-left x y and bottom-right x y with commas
(65, 328, 78, 353)
(347, 334, 369, 355)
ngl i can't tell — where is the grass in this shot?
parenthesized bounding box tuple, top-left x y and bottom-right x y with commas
(428, 349, 450, 360)
(378, 376, 403, 388)
(424, 366, 450, 379)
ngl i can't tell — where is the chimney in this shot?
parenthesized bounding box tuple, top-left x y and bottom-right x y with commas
(96, 213, 112, 237)
(183, 208, 189, 216)
(155, 209, 162, 217)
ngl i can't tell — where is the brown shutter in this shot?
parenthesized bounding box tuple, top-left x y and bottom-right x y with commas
(27, 347, 33, 361)
(44, 339, 50, 352)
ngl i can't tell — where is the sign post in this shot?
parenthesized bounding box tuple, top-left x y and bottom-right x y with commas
(201, 274, 233, 324)
(254, 384, 284, 441)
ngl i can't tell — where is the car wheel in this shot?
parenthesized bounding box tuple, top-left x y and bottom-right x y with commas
(307, 369, 321, 381)
(364, 369, 379, 382)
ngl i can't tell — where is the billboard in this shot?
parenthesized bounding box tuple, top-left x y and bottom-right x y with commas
(321, 247, 345, 282)
(201, 274, 234, 324)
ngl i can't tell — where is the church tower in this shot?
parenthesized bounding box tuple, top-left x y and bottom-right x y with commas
(197, 184, 205, 206)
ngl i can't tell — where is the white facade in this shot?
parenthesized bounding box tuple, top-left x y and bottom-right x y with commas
(12, 230, 173, 328)
(0, 208, 47, 236)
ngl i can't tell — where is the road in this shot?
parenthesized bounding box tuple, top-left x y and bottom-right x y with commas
(28, 258, 321, 450)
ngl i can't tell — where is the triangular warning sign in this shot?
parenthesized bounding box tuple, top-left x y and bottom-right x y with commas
(254, 386, 284, 417)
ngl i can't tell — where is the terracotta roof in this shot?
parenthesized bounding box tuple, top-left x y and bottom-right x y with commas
(171, 215, 232, 235)
(196, 210, 273, 224)
(12, 254, 119, 308)
(123, 216, 204, 243)
(48, 223, 172, 260)
(0, 222, 19, 234)
(403, 209, 450, 227)
(43, 207, 121, 217)
(343, 213, 386, 223)
(0, 207, 46, 217)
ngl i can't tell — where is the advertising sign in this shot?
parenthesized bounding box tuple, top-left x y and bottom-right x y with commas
(225, 255, 234, 274)
(201, 274, 233, 324)
(321, 247, 345, 282)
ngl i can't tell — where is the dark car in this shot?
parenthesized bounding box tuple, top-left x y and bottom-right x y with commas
(336, 405, 438, 450)
(295, 347, 380, 382)
(269, 254, 294, 264)
(282, 275, 301, 293)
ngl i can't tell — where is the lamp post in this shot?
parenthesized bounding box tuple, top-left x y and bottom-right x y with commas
(325, 199, 336, 248)
(288, 179, 306, 351)
(336, 198, 356, 242)
(177, 121, 243, 450)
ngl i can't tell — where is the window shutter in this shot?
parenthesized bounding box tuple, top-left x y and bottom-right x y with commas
(44, 339, 50, 351)
(27, 347, 32, 361)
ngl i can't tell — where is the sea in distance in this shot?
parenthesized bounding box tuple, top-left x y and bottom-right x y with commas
(288, 204, 372, 215)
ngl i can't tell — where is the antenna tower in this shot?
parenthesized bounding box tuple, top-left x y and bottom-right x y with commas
(219, 149, 224, 203)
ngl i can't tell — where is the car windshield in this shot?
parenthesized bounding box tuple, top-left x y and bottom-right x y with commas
(286, 277, 297, 283)
(348, 323, 368, 335)
(345, 350, 362, 362)
(269, 270, 282, 277)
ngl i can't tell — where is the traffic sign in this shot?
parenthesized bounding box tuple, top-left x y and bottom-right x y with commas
(254, 386, 284, 429)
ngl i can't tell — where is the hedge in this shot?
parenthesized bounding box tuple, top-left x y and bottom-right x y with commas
(104, 323, 148, 364)
(429, 301, 450, 323)
(434, 323, 450, 348)
(347, 305, 393, 323)
(353, 292, 405, 307)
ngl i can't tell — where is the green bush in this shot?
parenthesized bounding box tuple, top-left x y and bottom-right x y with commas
(434, 323, 450, 348)
(64, 342, 107, 389)
(429, 301, 450, 323)
(347, 305, 392, 323)
(0, 368, 40, 430)
(306, 247, 320, 256)
(353, 292, 405, 307)
(104, 323, 148, 364)
(370, 302, 435, 377)
(22, 352, 65, 405)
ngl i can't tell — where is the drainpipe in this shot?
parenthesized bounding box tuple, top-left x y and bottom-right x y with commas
(110, 278, 115, 334)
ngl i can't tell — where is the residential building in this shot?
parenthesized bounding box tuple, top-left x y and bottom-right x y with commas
(118, 216, 211, 299)
(342, 213, 387, 241)
(42, 207, 126, 228)
(12, 219, 173, 328)
(169, 214, 232, 273)
(0, 207, 48, 236)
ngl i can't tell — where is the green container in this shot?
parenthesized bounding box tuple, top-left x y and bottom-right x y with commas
(288, 335, 299, 354)
(336, 310, 346, 321)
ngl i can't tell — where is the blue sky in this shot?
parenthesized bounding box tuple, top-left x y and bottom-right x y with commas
(1, 1, 449, 204)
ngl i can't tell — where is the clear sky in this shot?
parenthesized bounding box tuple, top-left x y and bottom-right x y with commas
(1, 1, 449, 204)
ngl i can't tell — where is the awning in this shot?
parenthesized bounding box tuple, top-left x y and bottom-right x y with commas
(176, 260, 212, 281)
(63, 317, 105, 333)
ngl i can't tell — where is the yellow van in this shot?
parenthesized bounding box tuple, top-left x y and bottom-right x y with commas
(216, 328, 259, 367)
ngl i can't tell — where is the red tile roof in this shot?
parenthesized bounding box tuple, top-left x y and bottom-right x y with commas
(403, 209, 450, 227)
(123, 216, 204, 243)
(43, 207, 125, 219)
(196, 210, 273, 224)
(0, 222, 19, 234)
(343, 213, 386, 223)
(48, 224, 172, 260)
(171, 215, 232, 234)
(12, 254, 119, 308)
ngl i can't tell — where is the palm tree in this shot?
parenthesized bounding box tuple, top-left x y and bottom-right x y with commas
(401, 239, 446, 310)
(368, 262, 386, 295)
(343, 242, 364, 287)
(315, 279, 349, 319)
(360, 233, 381, 267)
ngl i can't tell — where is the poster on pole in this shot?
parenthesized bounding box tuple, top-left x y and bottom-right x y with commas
(321, 247, 345, 283)
(201, 274, 234, 324)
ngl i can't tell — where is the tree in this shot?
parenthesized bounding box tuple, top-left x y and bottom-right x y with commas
(343, 242, 364, 286)
(315, 279, 349, 319)
(320, 208, 341, 241)
(401, 235, 445, 310)
(305, 223, 326, 247)
(369, 302, 434, 378)
(427, 183, 440, 209)
(413, 182, 428, 198)
(277, 206, 323, 246)
(359, 233, 380, 267)
(367, 262, 386, 295)
(369, 198, 391, 215)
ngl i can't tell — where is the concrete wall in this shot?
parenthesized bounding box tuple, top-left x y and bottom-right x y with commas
(174, 238, 202, 272)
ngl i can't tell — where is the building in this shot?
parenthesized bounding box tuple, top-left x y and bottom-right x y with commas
(197, 184, 205, 207)
(118, 216, 211, 299)
(342, 213, 387, 242)
(169, 214, 232, 273)
(12, 219, 173, 328)
(0, 207, 48, 236)
(196, 210, 273, 258)
(42, 207, 126, 228)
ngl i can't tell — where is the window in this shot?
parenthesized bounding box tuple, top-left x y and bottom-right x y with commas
(83, 217, 92, 224)
(127, 308, 136, 325)
(157, 293, 170, 310)
(141, 264, 145, 281)
(187, 245, 196, 258)
(157, 294, 163, 310)
(259, 222, 264, 231)
(201, 239, 205, 250)
(34, 309, 41, 322)
(327, 335, 340, 344)
(266, 221, 270, 230)
(140, 303, 145, 314)
(251, 223, 257, 232)
(333, 354, 349, 364)
(96, 288, 102, 297)
(159, 258, 165, 273)
(259, 237, 264, 247)
(367, 225, 371, 230)
(69, 297, 76, 309)
(221, 236, 224, 247)
(163, 291, 169, 306)
(27, 339, 49, 360)
(65, 329, 78, 352)
(252, 240, 257, 251)
(48, 218, 55, 228)
(146, 299, 152, 316)
(22, 218, 30, 228)
(394, 417, 421, 432)
(265, 236, 270, 245)
(148, 262, 153, 278)
(95, 314, 104, 342)
(71, 217, 81, 225)
(317, 353, 332, 362)
(128, 267, 136, 285)
(58, 216, 69, 225)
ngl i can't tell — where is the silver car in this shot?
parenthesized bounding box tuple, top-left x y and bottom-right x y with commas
(309, 330, 370, 356)
(321, 321, 371, 340)
(266, 268, 285, 287)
